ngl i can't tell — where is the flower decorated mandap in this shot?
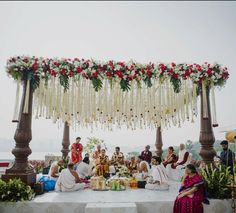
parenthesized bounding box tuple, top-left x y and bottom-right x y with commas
(3, 56, 229, 185)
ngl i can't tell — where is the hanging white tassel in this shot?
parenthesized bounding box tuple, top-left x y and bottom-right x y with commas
(202, 81, 209, 119)
(211, 85, 218, 127)
(23, 79, 30, 114)
(12, 80, 21, 122)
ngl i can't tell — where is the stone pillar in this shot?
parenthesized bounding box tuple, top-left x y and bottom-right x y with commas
(199, 86, 216, 164)
(2, 79, 36, 186)
(61, 121, 70, 159)
(155, 126, 163, 158)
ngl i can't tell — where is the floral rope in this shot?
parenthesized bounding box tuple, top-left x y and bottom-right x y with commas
(6, 56, 229, 130)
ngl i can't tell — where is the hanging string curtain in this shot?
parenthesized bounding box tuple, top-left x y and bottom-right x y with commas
(6, 56, 229, 130)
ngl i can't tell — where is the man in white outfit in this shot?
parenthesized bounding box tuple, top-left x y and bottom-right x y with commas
(55, 163, 86, 192)
(145, 156, 169, 190)
(76, 156, 93, 179)
(48, 160, 64, 181)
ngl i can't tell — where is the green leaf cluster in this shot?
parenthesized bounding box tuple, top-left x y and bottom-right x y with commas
(201, 164, 231, 199)
(0, 178, 34, 202)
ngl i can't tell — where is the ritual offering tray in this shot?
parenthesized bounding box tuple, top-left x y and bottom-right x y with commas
(109, 179, 126, 191)
(91, 176, 108, 191)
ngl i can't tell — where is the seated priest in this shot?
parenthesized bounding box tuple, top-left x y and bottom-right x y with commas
(133, 155, 150, 180)
(145, 156, 169, 190)
(95, 149, 110, 176)
(111, 146, 125, 167)
(55, 163, 86, 192)
(76, 156, 93, 179)
(166, 144, 191, 181)
(48, 159, 64, 181)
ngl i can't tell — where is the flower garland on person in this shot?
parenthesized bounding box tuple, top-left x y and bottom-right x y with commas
(6, 56, 229, 130)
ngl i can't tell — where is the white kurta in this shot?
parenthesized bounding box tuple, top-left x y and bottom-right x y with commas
(55, 168, 85, 192)
(145, 163, 169, 191)
(76, 162, 91, 179)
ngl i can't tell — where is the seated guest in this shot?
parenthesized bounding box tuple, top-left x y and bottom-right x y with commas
(48, 160, 64, 181)
(95, 149, 110, 176)
(55, 163, 86, 192)
(133, 155, 150, 180)
(172, 144, 190, 169)
(173, 164, 205, 213)
(141, 145, 152, 164)
(128, 156, 138, 173)
(92, 144, 102, 161)
(145, 156, 169, 190)
(111, 147, 124, 166)
(166, 144, 191, 181)
(76, 156, 93, 179)
(163, 146, 177, 167)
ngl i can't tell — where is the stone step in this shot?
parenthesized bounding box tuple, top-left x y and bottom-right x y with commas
(85, 202, 137, 213)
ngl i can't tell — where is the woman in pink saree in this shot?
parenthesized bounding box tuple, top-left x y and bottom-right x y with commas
(173, 164, 205, 213)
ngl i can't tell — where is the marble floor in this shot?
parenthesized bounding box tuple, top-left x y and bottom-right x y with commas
(0, 181, 232, 213)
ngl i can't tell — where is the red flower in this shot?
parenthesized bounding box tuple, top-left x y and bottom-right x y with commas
(146, 68, 152, 77)
(127, 76, 133, 81)
(130, 64, 135, 70)
(172, 73, 179, 79)
(116, 70, 123, 78)
(60, 69, 67, 75)
(92, 71, 99, 78)
(32, 62, 38, 70)
(168, 68, 174, 74)
(207, 67, 212, 75)
(106, 71, 113, 77)
(50, 69, 57, 77)
(159, 63, 166, 70)
(196, 64, 202, 71)
(76, 67, 83, 73)
(171, 62, 176, 67)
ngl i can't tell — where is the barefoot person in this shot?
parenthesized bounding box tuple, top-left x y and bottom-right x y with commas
(173, 164, 205, 213)
(71, 137, 83, 164)
(55, 163, 86, 192)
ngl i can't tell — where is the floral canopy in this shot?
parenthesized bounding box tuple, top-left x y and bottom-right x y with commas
(6, 56, 229, 130)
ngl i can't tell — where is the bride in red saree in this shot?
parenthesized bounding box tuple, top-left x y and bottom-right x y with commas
(173, 164, 205, 213)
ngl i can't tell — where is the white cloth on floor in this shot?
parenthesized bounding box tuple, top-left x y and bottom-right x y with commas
(55, 168, 85, 192)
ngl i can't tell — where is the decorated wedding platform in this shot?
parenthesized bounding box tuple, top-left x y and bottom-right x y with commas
(0, 56, 232, 213)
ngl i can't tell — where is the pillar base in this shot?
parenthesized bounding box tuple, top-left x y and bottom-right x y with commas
(1, 172, 36, 187)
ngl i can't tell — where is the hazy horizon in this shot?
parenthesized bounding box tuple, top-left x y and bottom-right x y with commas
(0, 1, 236, 153)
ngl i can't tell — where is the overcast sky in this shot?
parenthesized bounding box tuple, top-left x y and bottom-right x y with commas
(0, 1, 236, 151)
